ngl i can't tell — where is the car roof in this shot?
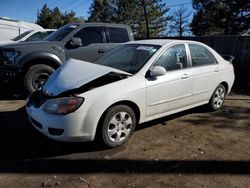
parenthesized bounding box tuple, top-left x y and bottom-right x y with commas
(70, 22, 131, 28)
(126, 39, 203, 46)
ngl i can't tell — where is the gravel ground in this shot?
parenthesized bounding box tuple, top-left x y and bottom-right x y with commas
(0, 89, 249, 188)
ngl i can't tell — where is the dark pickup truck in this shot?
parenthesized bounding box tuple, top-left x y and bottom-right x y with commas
(0, 23, 134, 93)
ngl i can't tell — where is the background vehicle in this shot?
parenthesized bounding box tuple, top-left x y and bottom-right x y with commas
(26, 39, 235, 148)
(0, 23, 134, 93)
(0, 17, 43, 41)
(0, 29, 56, 45)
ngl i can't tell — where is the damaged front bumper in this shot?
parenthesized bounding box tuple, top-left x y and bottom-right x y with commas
(26, 91, 94, 142)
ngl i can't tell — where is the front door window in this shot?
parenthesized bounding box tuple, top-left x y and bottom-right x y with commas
(74, 27, 104, 46)
(154, 44, 188, 71)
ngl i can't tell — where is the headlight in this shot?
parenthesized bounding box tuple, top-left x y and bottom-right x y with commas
(42, 97, 84, 115)
(2, 51, 19, 65)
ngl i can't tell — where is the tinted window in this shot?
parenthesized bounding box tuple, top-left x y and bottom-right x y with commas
(154, 44, 187, 71)
(95, 44, 160, 74)
(108, 27, 129, 43)
(189, 44, 216, 66)
(74, 27, 104, 46)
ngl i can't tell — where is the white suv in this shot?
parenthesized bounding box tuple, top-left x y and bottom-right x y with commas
(0, 29, 56, 45)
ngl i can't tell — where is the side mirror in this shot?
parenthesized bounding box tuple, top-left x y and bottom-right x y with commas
(71, 37, 82, 47)
(222, 55, 235, 64)
(151, 66, 167, 77)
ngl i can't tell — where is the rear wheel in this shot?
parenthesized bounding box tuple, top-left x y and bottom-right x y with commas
(100, 105, 136, 148)
(24, 64, 55, 94)
(208, 84, 226, 111)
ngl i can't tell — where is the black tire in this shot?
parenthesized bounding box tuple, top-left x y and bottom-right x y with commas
(208, 84, 226, 111)
(24, 64, 55, 94)
(100, 105, 136, 148)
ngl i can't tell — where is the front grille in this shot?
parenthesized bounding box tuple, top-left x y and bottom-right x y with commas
(27, 90, 51, 108)
(48, 128, 64, 136)
(0, 51, 4, 65)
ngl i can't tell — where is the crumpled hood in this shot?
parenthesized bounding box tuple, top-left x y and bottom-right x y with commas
(43, 59, 130, 96)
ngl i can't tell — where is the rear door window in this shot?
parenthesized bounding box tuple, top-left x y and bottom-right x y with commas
(189, 44, 217, 67)
(108, 27, 129, 43)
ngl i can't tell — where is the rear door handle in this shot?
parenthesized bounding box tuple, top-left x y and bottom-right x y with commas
(98, 49, 106, 53)
(181, 73, 189, 79)
(214, 68, 220, 72)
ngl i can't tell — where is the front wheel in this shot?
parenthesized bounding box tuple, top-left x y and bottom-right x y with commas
(100, 105, 136, 148)
(208, 84, 226, 111)
(24, 64, 55, 94)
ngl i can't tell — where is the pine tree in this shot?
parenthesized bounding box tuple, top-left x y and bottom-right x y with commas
(88, 0, 171, 38)
(36, 4, 84, 29)
(141, 0, 171, 38)
(62, 11, 84, 25)
(36, 4, 52, 28)
(51, 7, 63, 29)
(115, 0, 137, 25)
(88, 0, 116, 22)
(191, 0, 250, 35)
(118, 0, 171, 38)
(115, 0, 141, 37)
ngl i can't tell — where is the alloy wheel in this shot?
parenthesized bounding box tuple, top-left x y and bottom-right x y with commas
(107, 111, 132, 142)
(213, 87, 225, 109)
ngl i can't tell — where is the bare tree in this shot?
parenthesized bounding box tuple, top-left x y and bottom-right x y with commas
(169, 6, 191, 37)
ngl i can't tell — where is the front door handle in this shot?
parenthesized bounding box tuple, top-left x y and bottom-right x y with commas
(214, 67, 220, 72)
(98, 49, 106, 53)
(181, 73, 189, 79)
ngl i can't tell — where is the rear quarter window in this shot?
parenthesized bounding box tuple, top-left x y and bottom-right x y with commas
(108, 27, 129, 43)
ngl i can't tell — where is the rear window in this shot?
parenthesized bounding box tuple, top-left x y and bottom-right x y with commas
(108, 27, 129, 43)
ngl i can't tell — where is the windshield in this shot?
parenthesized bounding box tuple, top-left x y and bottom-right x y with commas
(25, 31, 55, 41)
(95, 44, 160, 74)
(45, 24, 79, 41)
(12, 30, 32, 41)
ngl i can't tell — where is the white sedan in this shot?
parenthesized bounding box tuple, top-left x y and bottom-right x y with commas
(26, 40, 235, 148)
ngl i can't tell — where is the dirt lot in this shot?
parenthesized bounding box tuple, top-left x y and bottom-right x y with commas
(0, 88, 249, 188)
